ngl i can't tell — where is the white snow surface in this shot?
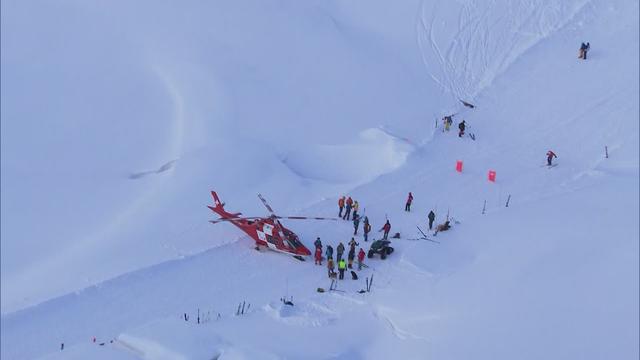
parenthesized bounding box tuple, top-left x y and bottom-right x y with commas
(1, 0, 638, 359)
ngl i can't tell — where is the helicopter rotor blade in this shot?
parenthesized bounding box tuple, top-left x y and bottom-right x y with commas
(257, 193, 277, 216)
(209, 216, 264, 224)
(275, 216, 339, 221)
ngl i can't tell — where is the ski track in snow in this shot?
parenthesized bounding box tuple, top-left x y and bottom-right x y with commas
(416, 0, 592, 104)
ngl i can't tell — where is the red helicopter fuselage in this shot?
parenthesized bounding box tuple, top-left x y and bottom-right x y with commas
(208, 191, 311, 257)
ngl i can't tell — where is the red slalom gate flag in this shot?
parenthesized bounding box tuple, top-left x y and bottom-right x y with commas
(488, 170, 496, 182)
(456, 160, 463, 172)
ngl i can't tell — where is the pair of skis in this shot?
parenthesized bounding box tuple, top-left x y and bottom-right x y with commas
(408, 226, 440, 243)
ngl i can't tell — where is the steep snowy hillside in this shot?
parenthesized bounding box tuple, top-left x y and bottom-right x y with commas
(2, 0, 638, 359)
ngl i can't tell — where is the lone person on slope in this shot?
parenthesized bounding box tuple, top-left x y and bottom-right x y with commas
(405, 192, 414, 212)
(428, 210, 436, 230)
(546, 150, 557, 166)
(578, 42, 590, 60)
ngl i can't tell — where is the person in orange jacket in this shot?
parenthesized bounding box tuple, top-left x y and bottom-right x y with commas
(363, 219, 372, 242)
(314, 246, 323, 265)
(338, 196, 345, 217)
(357, 248, 366, 270)
(405, 192, 414, 212)
(327, 257, 335, 278)
(343, 196, 354, 220)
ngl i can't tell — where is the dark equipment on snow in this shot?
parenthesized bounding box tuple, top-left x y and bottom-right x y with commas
(460, 100, 475, 108)
(367, 240, 394, 259)
(351, 270, 359, 280)
(281, 297, 294, 306)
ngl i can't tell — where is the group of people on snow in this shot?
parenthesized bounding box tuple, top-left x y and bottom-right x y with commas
(314, 237, 366, 280)
(442, 115, 467, 138)
(338, 196, 359, 221)
(324, 44, 588, 278)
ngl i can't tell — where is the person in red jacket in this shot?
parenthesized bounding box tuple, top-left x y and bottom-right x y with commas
(546, 150, 557, 166)
(314, 246, 323, 265)
(357, 248, 366, 270)
(338, 196, 345, 217)
(379, 220, 391, 240)
(405, 192, 414, 212)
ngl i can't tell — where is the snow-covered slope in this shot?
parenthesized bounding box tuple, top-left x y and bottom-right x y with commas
(1, 0, 638, 359)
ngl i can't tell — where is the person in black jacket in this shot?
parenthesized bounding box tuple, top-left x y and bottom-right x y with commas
(428, 210, 436, 230)
(336, 242, 345, 262)
(325, 245, 333, 260)
(458, 120, 466, 137)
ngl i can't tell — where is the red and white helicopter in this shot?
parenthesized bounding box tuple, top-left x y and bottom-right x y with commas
(207, 191, 337, 260)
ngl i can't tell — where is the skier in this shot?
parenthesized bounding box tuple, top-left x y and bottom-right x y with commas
(434, 220, 451, 236)
(546, 150, 557, 166)
(314, 237, 322, 250)
(353, 214, 360, 235)
(348, 237, 359, 250)
(352, 200, 360, 219)
(327, 257, 335, 278)
(363, 220, 372, 242)
(314, 246, 323, 265)
(343, 197, 353, 220)
(325, 244, 334, 260)
(379, 220, 391, 240)
(428, 210, 436, 230)
(338, 196, 345, 217)
(338, 258, 346, 280)
(336, 242, 345, 262)
(579, 42, 590, 59)
(405, 192, 414, 212)
(458, 120, 466, 138)
(348, 247, 356, 269)
(357, 248, 366, 270)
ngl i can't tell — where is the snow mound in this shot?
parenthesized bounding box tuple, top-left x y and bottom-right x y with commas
(280, 127, 414, 184)
(263, 300, 338, 327)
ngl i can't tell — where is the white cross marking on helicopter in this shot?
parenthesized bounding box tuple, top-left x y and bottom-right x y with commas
(262, 223, 274, 236)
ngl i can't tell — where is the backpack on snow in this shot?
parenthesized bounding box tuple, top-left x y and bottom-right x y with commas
(350, 270, 359, 280)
